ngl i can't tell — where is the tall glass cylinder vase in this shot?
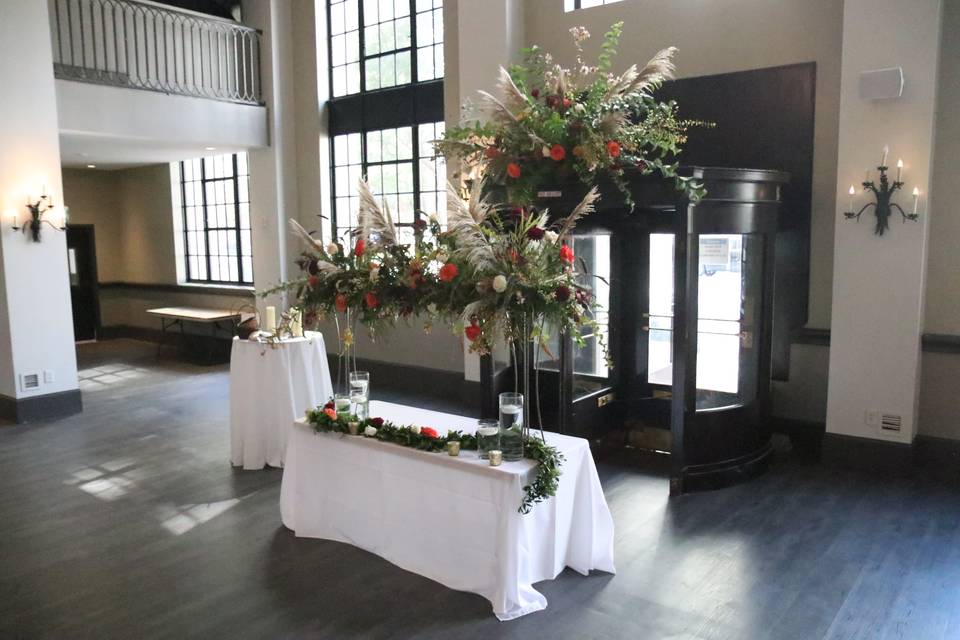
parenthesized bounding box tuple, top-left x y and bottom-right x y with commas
(499, 392, 524, 461)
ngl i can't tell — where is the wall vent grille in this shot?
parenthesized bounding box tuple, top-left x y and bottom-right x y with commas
(880, 413, 903, 432)
(20, 373, 40, 391)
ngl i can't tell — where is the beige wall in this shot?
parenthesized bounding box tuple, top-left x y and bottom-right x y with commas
(62, 168, 123, 282)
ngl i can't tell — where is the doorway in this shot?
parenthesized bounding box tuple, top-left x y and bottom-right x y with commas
(66, 225, 101, 342)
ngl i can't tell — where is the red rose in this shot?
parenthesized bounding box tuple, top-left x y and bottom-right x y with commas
(507, 206, 524, 218)
(562, 98, 572, 109)
(554, 285, 571, 302)
(421, 427, 439, 439)
(439, 262, 459, 282)
(335, 293, 348, 312)
(550, 144, 566, 162)
(465, 323, 482, 342)
(364, 291, 379, 309)
(308, 275, 320, 289)
(354, 238, 365, 256)
(559, 244, 575, 263)
(636, 159, 648, 172)
(485, 146, 500, 158)
(606, 141, 621, 158)
(370, 417, 384, 427)
(413, 218, 427, 231)
(531, 88, 540, 98)
(527, 226, 546, 240)
(506, 162, 522, 179)
(324, 401, 335, 410)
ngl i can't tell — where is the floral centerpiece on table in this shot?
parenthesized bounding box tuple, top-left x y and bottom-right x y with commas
(436, 22, 709, 206)
(305, 403, 563, 514)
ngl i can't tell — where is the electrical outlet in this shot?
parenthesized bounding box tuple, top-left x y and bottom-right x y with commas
(865, 409, 880, 427)
(43, 370, 55, 384)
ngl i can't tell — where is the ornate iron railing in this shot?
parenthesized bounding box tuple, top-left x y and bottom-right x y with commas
(49, 0, 263, 105)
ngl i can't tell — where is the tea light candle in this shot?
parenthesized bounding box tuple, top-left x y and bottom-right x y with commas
(447, 441, 461, 457)
(489, 450, 503, 466)
(264, 306, 277, 332)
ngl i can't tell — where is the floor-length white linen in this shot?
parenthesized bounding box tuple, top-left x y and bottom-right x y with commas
(280, 400, 615, 620)
(230, 332, 333, 470)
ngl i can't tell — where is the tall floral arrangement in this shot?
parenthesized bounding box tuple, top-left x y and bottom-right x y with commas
(436, 22, 709, 206)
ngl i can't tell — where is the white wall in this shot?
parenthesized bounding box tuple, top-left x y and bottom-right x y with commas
(826, 0, 941, 443)
(0, 0, 79, 399)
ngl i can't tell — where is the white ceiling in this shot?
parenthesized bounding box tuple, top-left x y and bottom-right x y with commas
(59, 133, 253, 170)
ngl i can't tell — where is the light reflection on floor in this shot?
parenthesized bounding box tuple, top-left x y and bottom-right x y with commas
(78, 364, 151, 391)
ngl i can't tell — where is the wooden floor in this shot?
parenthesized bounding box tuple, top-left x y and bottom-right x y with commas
(2, 339, 960, 639)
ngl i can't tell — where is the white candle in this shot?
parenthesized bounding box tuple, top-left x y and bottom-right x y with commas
(881, 145, 889, 167)
(896, 159, 903, 182)
(848, 185, 856, 211)
(264, 306, 276, 332)
(912, 187, 920, 215)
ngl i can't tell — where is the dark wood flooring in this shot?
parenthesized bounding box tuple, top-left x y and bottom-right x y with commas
(2, 339, 960, 639)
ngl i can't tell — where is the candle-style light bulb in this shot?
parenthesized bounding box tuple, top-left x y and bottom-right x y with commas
(912, 187, 920, 215)
(896, 158, 903, 182)
(848, 185, 856, 211)
(881, 145, 889, 167)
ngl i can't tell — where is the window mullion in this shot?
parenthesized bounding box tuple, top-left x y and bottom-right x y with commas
(200, 160, 212, 283)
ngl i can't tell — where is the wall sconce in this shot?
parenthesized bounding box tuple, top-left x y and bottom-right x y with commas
(10, 188, 67, 242)
(844, 146, 919, 236)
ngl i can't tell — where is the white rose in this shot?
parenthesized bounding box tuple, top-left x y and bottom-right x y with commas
(492, 274, 508, 293)
(369, 266, 380, 282)
(409, 425, 421, 435)
(326, 242, 340, 256)
(427, 303, 438, 315)
(364, 425, 378, 437)
(541, 146, 551, 158)
(545, 230, 559, 244)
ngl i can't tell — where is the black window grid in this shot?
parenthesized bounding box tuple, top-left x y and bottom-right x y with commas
(179, 153, 254, 286)
(326, 0, 444, 242)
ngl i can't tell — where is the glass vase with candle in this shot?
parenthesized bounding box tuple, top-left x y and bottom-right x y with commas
(334, 393, 351, 419)
(498, 392, 524, 461)
(476, 419, 500, 459)
(349, 371, 370, 420)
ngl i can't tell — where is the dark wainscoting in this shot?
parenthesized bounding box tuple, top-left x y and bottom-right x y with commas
(99, 326, 480, 414)
(0, 390, 83, 424)
(99, 281, 255, 298)
(791, 328, 960, 353)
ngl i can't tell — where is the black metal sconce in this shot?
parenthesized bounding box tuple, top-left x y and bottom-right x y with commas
(844, 151, 920, 236)
(10, 191, 67, 242)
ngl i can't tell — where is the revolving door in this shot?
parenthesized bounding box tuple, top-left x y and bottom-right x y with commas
(482, 167, 789, 493)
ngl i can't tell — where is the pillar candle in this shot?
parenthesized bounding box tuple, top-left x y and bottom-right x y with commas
(264, 306, 276, 332)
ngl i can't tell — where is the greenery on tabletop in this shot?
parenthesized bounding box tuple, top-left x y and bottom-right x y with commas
(306, 402, 563, 514)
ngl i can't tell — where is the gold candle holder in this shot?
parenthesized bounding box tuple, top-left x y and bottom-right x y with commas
(348, 421, 359, 436)
(447, 441, 461, 456)
(489, 449, 503, 466)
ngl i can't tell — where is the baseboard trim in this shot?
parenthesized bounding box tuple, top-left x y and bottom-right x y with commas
(821, 432, 914, 476)
(326, 354, 480, 415)
(0, 389, 83, 424)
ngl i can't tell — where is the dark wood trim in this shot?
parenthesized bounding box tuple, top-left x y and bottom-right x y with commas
(921, 333, 960, 354)
(790, 329, 960, 354)
(326, 354, 480, 416)
(0, 389, 83, 424)
(792, 327, 831, 346)
(99, 281, 255, 298)
(821, 432, 914, 476)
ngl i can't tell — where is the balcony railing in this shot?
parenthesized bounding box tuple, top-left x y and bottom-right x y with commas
(50, 0, 263, 105)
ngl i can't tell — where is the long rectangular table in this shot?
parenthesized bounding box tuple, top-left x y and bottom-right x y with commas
(280, 400, 616, 620)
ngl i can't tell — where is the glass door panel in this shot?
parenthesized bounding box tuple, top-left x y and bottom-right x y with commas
(647, 233, 756, 408)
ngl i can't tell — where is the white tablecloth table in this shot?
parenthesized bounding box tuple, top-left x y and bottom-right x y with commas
(280, 400, 615, 620)
(230, 332, 333, 470)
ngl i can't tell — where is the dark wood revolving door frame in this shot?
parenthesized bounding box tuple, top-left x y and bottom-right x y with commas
(481, 167, 789, 494)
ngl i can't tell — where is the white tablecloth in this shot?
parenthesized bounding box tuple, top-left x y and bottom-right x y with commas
(280, 400, 615, 620)
(230, 332, 333, 469)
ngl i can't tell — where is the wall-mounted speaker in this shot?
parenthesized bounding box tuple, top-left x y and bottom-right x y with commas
(859, 67, 904, 100)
